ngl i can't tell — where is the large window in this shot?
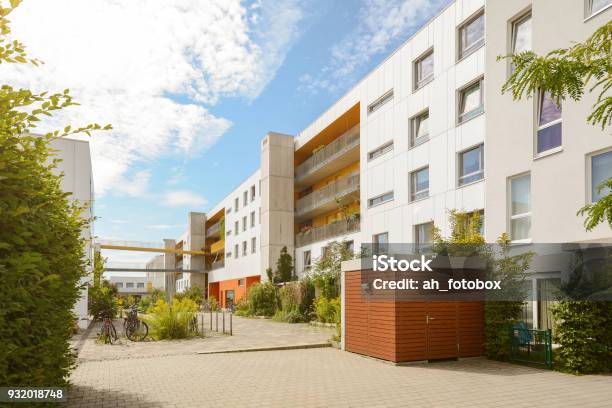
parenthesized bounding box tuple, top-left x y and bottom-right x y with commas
(126, 282, 134, 288)
(415, 222, 434, 252)
(458, 10, 484, 59)
(537, 92, 562, 154)
(509, 174, 531, 241)
(242, 241, 247, 256)
(251, 237, 256, 254)
(410, 167, 429, 201)
(511, 12, 532, 72)
(458, 78, 484, 123)
(303, 250, 311, 271)
(587, 0, 612, 16)
(368, 191, 394, 208)
(410, 110, 429, 147)
(234, 221, 239, 235)
(250, 211, 255, 228)
(367, 90, 393, 114)
(458, 144, 484, 186)
(234, 244, 239, 258)
(137, 282, 145, 289)
(368, 141, 393, 161)
(234, 197, 239, 211)
(243, 191, 248, 206)
(116, 282, 123, 288)
(414, 49, 434, 90)
(242, 216, 247, 231)
(373, 232, 389, 254)
(250, 185, 256, 201)
(591, 150, 612, 202)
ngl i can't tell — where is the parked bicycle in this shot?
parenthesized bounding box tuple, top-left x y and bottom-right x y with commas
(123, 305, 149, 341)
(99, 313, 118, 344)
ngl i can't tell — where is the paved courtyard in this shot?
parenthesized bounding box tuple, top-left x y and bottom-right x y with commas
(68, 317, 612, 408)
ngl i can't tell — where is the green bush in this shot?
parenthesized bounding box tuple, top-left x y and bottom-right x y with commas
(174, 285, 204, 306)
(145, 298, 199, 340)
(552, 300, 612, 374)
(88, 282, 118, 320)
(207, 295, 218, 311)
(314, 296, 340, 324)
(272, 280, 315, 323)
(236, 282, 277, 317)
(139, 296, 151, 312)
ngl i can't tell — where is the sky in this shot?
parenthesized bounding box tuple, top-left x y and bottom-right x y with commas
(2, 0, 450, 268)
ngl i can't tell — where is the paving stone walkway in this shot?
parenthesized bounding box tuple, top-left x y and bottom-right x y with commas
(68, 348, 612, 407)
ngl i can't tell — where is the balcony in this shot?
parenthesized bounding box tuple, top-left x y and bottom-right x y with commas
(209, 260, 225, 271)
(295, 125, 360, 187)
(206, 220, 222, 237)
(210, 239, 225, 254)
(296, 173, 360, 221)
(295, 218, 360, 248)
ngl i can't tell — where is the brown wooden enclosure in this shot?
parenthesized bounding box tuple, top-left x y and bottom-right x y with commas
(344, 270, 484, 362)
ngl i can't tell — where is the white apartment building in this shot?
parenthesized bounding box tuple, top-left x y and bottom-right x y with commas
(108, 276, 149, 295)
(149, 0, 611, 316)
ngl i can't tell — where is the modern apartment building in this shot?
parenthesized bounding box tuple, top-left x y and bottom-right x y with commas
(149, 0, 611, 317)
(109, 276, 149, 295)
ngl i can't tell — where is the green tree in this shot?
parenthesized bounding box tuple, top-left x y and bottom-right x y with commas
(92, 251, 105, 288)
(309, 241, 355, 299)
(0, 1, 110, 387)
(501, 21, 612, 231)
(275, 246, 294, 283)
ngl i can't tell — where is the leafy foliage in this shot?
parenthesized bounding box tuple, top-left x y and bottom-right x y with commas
(0, 2, 110, 387)
(174, 285, 204, 306)
(145, 298, 199, 340)
(577, 178, 612, 231)
(314, 296, 340, 324)
(274, 246, 294, 283)
(235, 282, 277, 317)
(92, 251, 105, 288)
(432, 210, 486, 257)
(273, 280, 315, 323)
(308, 240, 355, 299)
(88, 280, 118, 320)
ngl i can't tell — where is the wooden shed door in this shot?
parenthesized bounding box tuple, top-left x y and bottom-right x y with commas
(425, 302, 458, 360)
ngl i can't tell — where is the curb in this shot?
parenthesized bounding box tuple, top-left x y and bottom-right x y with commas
(196, 342, 331, 355)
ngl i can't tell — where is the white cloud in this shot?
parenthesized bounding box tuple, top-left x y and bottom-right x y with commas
(2, 0, 304, 196)
(147, 224, 184, 230)
(300, 0, 448, 93)
(163, 191, 207, 208)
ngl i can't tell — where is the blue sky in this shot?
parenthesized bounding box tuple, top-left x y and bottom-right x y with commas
(3, 0, 450, 265)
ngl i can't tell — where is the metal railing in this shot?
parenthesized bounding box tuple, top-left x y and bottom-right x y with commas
(209, 260, 225, 270)
(509, 324, 553, 368)
(206, 221, 221, 236)
(296, 173, 360, 216)
(295, 125, 360, 180)
(296, 218, 360, 247)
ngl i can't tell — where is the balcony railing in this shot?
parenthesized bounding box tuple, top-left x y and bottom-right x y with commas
(210, 239, 225, 254)
(295, 218, 360, 247)
(206, 221, 221, 236)
(295, 125, 360, 180)
(209, 260, 225, 271)
(296, 173, 360, 216)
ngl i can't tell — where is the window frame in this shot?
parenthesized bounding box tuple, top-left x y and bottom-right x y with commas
(234, 221, 239, 235)
(457, 77, 484, 124)
(509, 10, 532, 74)
(587, 148, 612, 203)
(303, 250, 311, 270)
(368, 140, 394, 161)
(368, 191, 394, 208)
(413, 48, 434, 91)
(410, 109, 430, 147)
(414, 221, 434, 252)
(250, 211, 255, 228)
(585, 0, 612, 18)
(238, 279, 245, 287)
(458, 144, 485, 186)
(251, 237, 256, 254)
(457, 9, 485, 61)
(367, 89, 394, 115)
(410, 166, 430, 202)
(372, 232, 389, 254)
(242, 241, 247, 256)
(250, 185, 256, 202)
(508, 173, 532, 243)
(535, 91, 563, 156)
(234, 197, 239, 211)
(234, 244, 239, 258)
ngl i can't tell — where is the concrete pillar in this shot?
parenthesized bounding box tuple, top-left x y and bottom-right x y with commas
(260, 132, 295, 280)
(188, 211, 207, 291)
(163, 239, 176, 300)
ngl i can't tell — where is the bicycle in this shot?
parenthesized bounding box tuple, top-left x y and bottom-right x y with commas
(124, 305, 149, 341)
(99, 313, 118, 344)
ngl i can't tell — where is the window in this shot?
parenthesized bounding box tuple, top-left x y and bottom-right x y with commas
(587, 0, 612, 16)
(368, 191, 394, 208)
(373, 232, 389, 254)
(250, 185, 256, 201)
(234, 244, 239, 258)
(116, 282, 123, 288)
(234, 197, 239, 211)
(410, 167, 429, 201)
(234, 221, 239, 235)
(250, 211, 255, 228)
(459, 144, 484, 186)
(414, 49, 434, 90)
(344, 240, 354, 253)
(243, 191, 248, 206)
(226, 229, 232, 236)
(259, 180, 262, 196)
(242, 216, 247, 231)
(458, 10, 484, 59)
(137, 282, 145, 288)
(227, 207, 232, 214)
(242, 241, 247, 256)
(321, 246, 329, 259)
(511, 12, 532, 55)
(303, 250, 311, 270)
(368, 141, 393, 160)
(251, 237, 256, 254)
(509, 174, 531, 241)
(126, 282, 134, 288)
(536, 92, 562, 154)
(415, 222, 434, 252)
(458, 78, 484, 123)
(590, 150, 612, 202)
(466, 209, 485, 236)
(226, 251, 232, 259)
(367, 89, 393, 114)
(410, 110, 429, 147)
(238, 279, 245, 287)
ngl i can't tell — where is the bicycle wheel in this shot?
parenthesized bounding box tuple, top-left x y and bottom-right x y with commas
(126, 320, 148, 341)
(110, 322, 118, 341)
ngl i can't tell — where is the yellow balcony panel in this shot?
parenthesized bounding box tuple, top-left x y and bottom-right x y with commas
(210, 239, 225, 254)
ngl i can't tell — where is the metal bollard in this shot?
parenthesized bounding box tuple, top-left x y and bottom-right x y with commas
(222, 311, 225, 334)
(215, 309, 218, 332)
(230, 312, 232, 336)
(210, 310, 212, 330)
(200, 313, 203, 336)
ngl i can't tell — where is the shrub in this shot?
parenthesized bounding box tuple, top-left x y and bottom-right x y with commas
(308, 241, 355, 299)
(145, 298, 199, 340)
(139, 296, 151, 312)
(175, 285, 204, 306)
(237, 282, 277, 317)
(88, 283, 118, 320)
(207, 295, 218, 311)
(273, 280, 315, 323)
(315, 296, 340, 324)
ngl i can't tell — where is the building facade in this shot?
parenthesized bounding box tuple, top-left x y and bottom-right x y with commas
(149, 0, 612, 317)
